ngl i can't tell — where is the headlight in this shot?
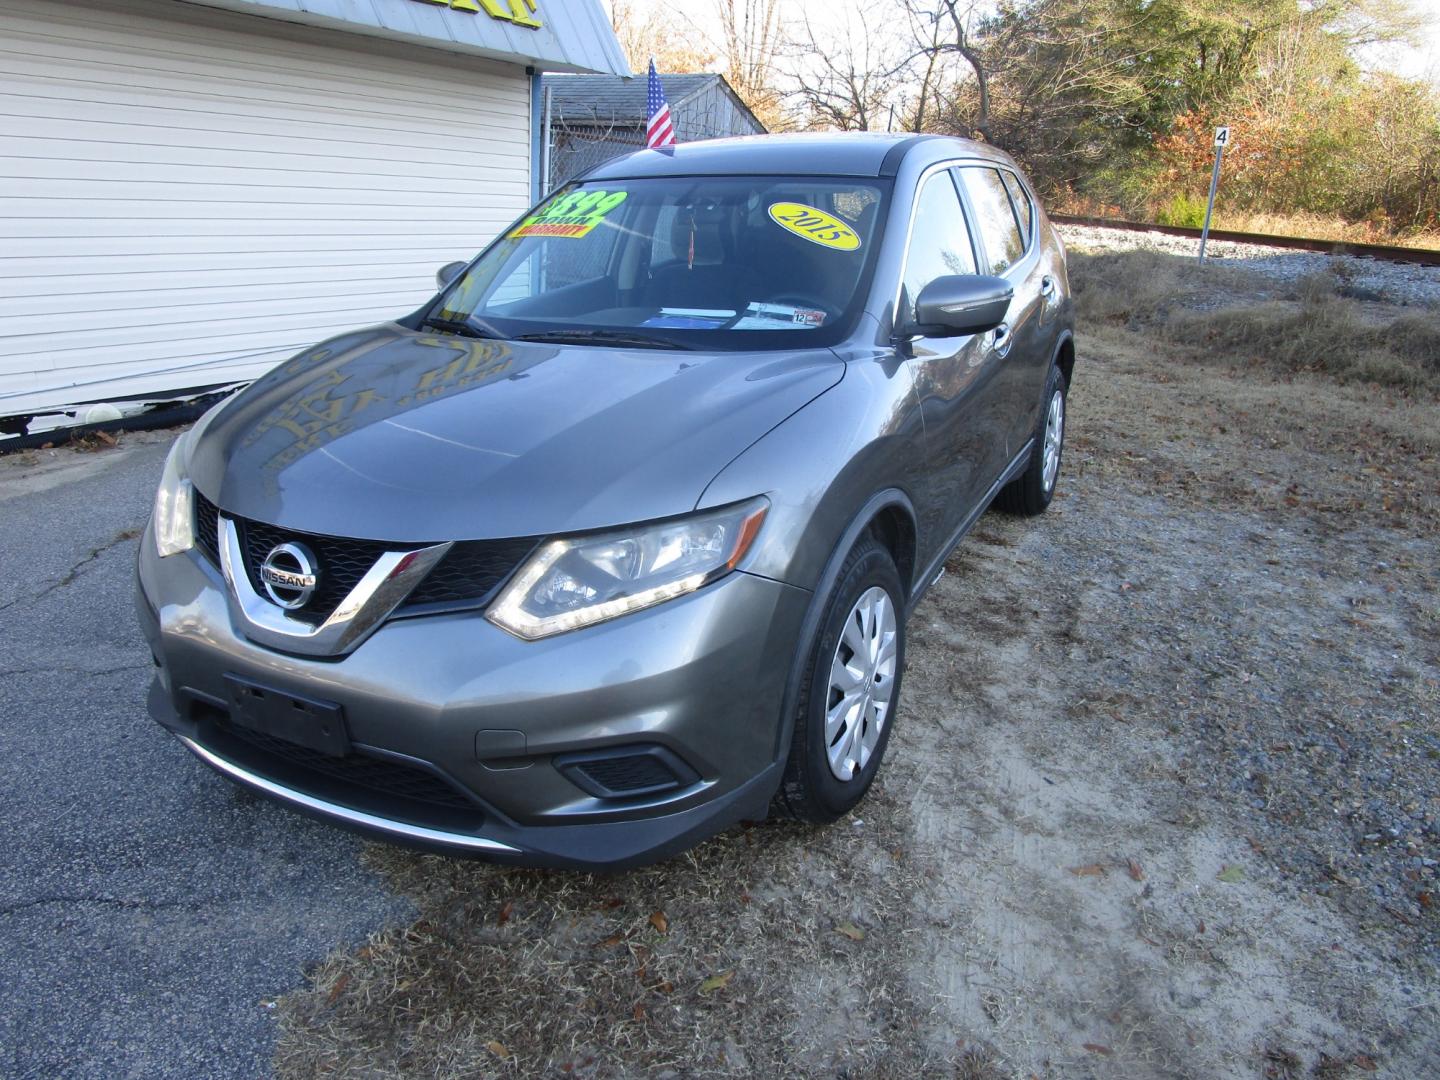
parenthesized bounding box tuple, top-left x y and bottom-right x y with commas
(487, 498, 769, 640)
(152, 430, 195, 558)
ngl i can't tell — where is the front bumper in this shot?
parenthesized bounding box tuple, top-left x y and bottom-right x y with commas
(136, 523, 810, 870)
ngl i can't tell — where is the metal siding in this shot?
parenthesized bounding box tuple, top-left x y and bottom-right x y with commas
(186, 0, 630, 75)
(674, 83, 765, 141)
(0, 0, 533, 416)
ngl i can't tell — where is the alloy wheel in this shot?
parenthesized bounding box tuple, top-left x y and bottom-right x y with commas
(1041, 387, 1064, 493)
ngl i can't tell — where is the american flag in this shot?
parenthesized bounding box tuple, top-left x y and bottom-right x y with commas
(645, 59, 676, 149)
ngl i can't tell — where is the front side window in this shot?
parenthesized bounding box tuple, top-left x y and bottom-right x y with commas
(432, 176, 889, 350)
(957, 166, 1025, 274)
(899, 171, 977, 325)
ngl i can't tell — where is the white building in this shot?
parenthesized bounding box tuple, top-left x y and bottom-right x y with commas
(0, 0, 628, 432)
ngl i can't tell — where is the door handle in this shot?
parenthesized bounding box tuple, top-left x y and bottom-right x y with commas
(1040, 274, 1057, 297)
(991, 322, 1012, 357)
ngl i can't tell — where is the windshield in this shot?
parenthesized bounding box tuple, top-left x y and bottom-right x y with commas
(429, 176, 888, 349)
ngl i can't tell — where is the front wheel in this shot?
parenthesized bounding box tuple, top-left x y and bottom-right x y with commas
(995, 363, 1067, 516)
(778, 536, 905, 823)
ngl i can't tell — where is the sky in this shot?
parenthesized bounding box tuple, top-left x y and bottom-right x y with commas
(1366, 0, 1440, 83)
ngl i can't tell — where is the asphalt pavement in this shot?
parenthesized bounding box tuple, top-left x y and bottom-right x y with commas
(0, 434, 409, 1080)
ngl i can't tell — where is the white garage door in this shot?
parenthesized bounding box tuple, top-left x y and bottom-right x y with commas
(0, 0, 532, 419)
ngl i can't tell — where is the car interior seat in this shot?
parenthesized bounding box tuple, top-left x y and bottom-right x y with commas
(639, 202, 760, 311)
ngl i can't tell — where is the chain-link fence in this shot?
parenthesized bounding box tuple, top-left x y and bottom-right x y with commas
(543, 87, 760, 194)
(546, 118, 647, 194)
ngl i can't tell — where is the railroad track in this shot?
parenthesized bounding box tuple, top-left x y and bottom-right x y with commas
(1050, 213, 1440, 268)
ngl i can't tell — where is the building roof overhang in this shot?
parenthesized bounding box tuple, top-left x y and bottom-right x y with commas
(182, 0, 630, 75)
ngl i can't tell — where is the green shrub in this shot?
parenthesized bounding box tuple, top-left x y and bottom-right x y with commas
(1156, 193, 1209, 228)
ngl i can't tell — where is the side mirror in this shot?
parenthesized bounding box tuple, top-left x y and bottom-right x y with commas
(907, 274, 1013, 338)
(436, 261, 468, 290)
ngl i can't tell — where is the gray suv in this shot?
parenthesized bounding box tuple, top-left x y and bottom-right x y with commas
(136, 134, 1074, 869)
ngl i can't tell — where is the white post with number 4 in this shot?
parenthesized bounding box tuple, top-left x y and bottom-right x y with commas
(1198, 126, 1231, 263)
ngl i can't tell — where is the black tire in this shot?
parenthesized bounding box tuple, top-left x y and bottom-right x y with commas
(778, 535, 905, 823)
(995, 362, 1067, 516)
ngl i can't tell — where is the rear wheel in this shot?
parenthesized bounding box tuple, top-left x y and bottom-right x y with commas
(995, 363, 1066, 516)
(779, 536, 905, 822)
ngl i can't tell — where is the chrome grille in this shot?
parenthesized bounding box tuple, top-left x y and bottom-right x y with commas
(190, 490, 535, 621)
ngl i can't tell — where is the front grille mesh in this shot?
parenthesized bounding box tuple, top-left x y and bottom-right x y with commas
(213, 716, 479, 812)
(577, 755, 679, 794)
(189, 490, 534, 621)
(193, 490, 221, 566)
(407, 537, 539, 607)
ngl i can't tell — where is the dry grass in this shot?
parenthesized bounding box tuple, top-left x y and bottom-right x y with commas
(1166, 299, 1440, 391)
(1070, 249, 1265, 327)
(1071, 250, 1440, 393)
(275, 787, 960, 1079)
(1209, 209, 1440, 252)
(1066, 312, 1440, 529)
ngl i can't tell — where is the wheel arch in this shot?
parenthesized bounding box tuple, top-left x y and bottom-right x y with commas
(691, 358, 926, 780)
(866, 500, 918, 599)
(1054, 330, 1075, 388)
(769, 488, 918, 765)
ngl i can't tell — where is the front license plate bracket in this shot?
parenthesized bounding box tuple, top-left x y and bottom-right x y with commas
(222, 675, 350, 757)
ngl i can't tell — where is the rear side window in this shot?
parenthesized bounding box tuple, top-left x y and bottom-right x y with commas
(1000, 171, 1034, 243)
(900, 172, 977, 324)
(957, 166, 1024, 274)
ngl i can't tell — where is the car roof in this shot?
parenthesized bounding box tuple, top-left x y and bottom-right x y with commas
(580, 132, 1011, 181)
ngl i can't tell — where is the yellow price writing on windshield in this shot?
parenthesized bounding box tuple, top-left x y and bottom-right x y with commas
(511, 190, 629, 239)
(768, 203, 861, 251)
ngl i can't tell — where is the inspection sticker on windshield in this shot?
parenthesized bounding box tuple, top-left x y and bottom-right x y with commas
(512, 190, 629, 239)
(733, 302, 827, 330)
(767, 203, 861, 251)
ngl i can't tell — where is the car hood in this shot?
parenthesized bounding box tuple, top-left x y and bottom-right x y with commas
(189, 323, 843, 541)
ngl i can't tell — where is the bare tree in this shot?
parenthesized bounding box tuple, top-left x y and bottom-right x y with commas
(714, 0, 786, 129)
(787, 10, 907, 131)
(904, 0, 992, 141)
(905, 4, 948, 133)
(609, 0, 717, 73)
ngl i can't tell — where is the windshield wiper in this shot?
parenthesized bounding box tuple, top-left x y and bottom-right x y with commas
(420, 314, 506, 340)
(512, 328, 691, 350)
